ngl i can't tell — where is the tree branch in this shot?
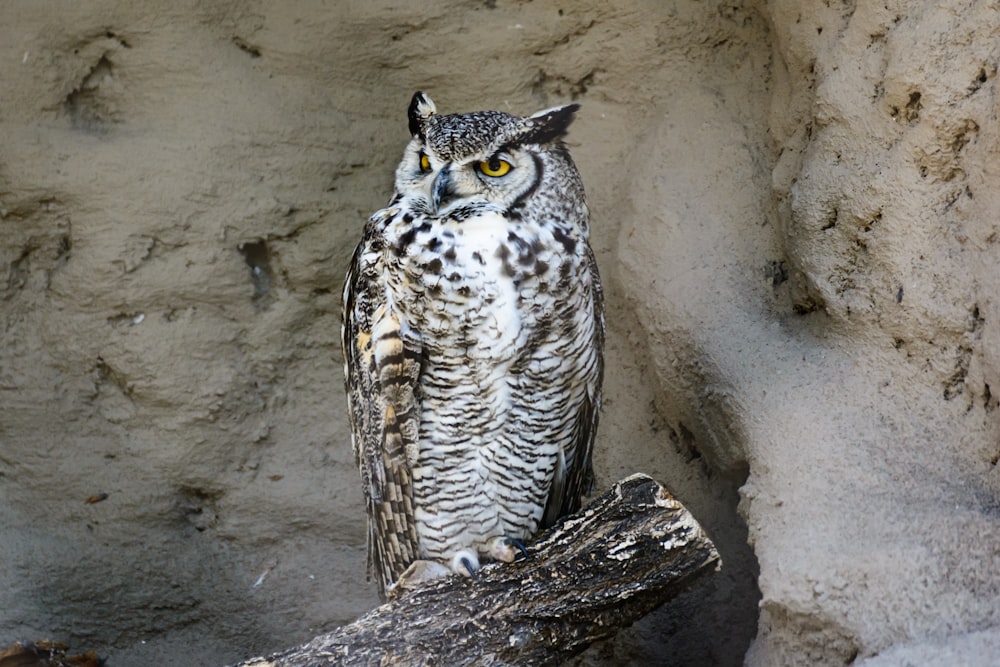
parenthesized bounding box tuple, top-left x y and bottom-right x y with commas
(230, 474, 721, 667)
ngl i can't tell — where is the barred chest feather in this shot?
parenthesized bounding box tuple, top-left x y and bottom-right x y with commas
(369, 199, 596, 559)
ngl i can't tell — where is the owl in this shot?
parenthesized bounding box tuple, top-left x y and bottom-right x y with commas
(341, 92, 604, 599)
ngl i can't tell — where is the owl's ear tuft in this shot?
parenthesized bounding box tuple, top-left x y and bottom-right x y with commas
(408, 91, 437, 137)
(521, 104, 580, 145)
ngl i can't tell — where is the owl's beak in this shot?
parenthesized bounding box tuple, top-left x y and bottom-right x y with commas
(431, 166, 456, 214)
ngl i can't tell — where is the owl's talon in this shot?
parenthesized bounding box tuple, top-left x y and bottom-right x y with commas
(451, 549, 481, 578)
(488, 535, 529, 563)
(511, 537, 529, 560)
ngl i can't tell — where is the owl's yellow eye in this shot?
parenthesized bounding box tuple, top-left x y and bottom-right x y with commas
(478, 157, 512, 178)
(419, 153, 431, 173)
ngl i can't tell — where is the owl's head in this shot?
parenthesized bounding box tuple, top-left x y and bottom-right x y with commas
(393, 92, 584, 219)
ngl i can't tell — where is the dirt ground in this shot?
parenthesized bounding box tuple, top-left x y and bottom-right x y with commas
(2, 1, 998, 666)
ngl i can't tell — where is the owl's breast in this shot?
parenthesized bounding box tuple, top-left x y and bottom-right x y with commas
(382, 207, 545, 352)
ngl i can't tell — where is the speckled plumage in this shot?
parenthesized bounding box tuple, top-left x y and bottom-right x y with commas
(342, 92, 604, 599)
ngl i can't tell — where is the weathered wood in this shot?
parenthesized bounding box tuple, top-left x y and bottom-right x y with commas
(0, 640, 101, 667)
(230, 474, 720, 667)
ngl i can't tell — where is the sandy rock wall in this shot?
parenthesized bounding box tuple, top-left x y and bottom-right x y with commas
(619, 0, 1000, 664)
(755, 0, 1000, 662)
(0, 1, 997, 666)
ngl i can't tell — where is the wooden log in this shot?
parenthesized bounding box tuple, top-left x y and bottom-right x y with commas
(0, 640, 102, 667)
(230, 474, 721, 667)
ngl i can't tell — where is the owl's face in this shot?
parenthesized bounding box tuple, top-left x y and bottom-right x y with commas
(394, 92, 580, 217)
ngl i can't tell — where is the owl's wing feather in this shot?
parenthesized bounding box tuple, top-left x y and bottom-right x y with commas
(542, 246, 605, 526)
(342, 217, 422, 599)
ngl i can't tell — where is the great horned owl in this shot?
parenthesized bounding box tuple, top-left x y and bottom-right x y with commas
(342, 92, 604, 599)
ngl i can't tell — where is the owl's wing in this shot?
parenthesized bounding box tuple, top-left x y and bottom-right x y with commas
(342, 219, 422, 599)
(542, 246, 605, 527)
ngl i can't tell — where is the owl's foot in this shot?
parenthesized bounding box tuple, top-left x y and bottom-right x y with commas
(450, 549, 481, 578)
(392, 559, 452, 597)
(391, 545, 523, 597)
(391, 550, 480, 598)
(487, 535, 529, 563)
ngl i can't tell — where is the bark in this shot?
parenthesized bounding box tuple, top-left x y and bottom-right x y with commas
(230, 474, 720, 667)
(0, 640, 101, 667)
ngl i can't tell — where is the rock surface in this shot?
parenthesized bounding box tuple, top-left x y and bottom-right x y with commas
(0, 1, 996, 666)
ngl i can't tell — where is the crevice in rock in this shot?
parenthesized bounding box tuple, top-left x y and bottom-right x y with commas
(943, 344, 973, 401)
(232, 36, 262, 58)
(65, 53, 119, 133)
(95, 356, 133, 398)
(6, 244, 36, 293)
(820, 206, 838, 231)
(101, 29, 131, 49)
(768, 260, 789, 288)
(670, 422, 703, 466)
(967, 65, 991, 95)
(967, 303, 984, 335)
(238, 240, 275, 309)
(792, 294, 824, 315)
(530, 67, 601, 106)
(903, 90, 922, 122)
(862, 209, 882, 233)
(951, 119, 979, 153)
(177, 485, 224, 532)
(652, 437, 761, 666)
(2, 200, 72, 295)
